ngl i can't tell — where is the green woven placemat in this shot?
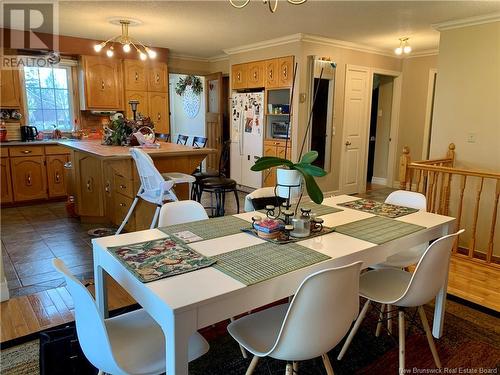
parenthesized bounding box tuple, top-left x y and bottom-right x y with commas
(159, 216, 250, 243)
(211, 242, 330, 285)
(335, 216, 425, 245)
(259, 201, 342, 217)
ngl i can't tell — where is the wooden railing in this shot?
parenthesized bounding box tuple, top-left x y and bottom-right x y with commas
(399, 143, 500, 267)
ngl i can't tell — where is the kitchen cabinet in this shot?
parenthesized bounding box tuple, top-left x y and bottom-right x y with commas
(148, 62, 168, 92)
(0, 69, 21, 108)
(80, 55, 123, 110)
(278, 56, 294, 87)
(74, 154, 104, 216)
(231, 64, 247, 90)
(263, 139, 292, 188)
(10, 156, 47, 201)
(148, 92, 170, 134)
(124, 60, 148, 91)
(125, 90, 149, 120)
(1, 156, 13, 203)
(46, 154, 69, 198)
(247, 61, 265, 88)
(265, 59, 279, 88)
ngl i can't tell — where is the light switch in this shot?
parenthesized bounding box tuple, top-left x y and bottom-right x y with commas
(378, 109, 383, 117)
(467, 132, 477, 143)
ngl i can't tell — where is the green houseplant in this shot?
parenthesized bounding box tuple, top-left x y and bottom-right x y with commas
(250, 150, 326, 204)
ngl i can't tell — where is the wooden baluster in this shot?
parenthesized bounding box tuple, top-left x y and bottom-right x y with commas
(399, 146, 411, 190)
(408, 168, 414, 192)
(446, 143, 456, 167)
(432, 170, 441, 213)
(486, 179, 500, 263)
(468, 177, 484, 257)
(454, 175, 467, 253)
(441, 173, 452, 216)
(415, 169, 422, 194)
(427, 171, 435, 212)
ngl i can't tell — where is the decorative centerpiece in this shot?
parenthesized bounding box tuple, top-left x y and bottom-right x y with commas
(102, 112, 156, 146)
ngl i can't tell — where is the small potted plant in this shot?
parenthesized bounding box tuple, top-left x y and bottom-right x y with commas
(250, 150, 326, 204)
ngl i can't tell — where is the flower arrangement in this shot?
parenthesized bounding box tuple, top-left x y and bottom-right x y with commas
(103, 113, 155, 146)
(175, 75, 203, 96)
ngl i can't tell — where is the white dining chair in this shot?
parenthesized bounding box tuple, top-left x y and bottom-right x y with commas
(337, 229, 464, 373)
(244, 187, 284, 212)
(227, 262, 363, 375)
(116, 148, 178, 235)
(158, 200, 208, 227)
(52, 258, 209, 375)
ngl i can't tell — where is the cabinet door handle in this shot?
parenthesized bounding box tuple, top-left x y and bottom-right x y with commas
(283, 65, 288, 78)
(269, 69, 273, 79)
(119, 203, 126, 207)
(253, 71, 257, 79)
(135, 72, 139, 81)
(105, 182, 110, 193)
(55, 172, 61, 183)
(120, 184, 127, 190)
(86, 178, 93, 191)
(25, 172, 32, 186)
(155, 73, 160, 83)
(101, 80, 105, 90)
(237, 72, 241, 81)
(21, 150, 32, 154)
(157, 112, 161, 121)
(345, 141, 352, 146)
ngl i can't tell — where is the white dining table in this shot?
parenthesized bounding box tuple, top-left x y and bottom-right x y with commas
(92, 194, 455, 375)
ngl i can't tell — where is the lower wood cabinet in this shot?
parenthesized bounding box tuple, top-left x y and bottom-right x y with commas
(114, 193, 135, 233)
(10, 156, 48, 201)
(263, 139, 292, 188)
(46, 155, 69, 198)
(1, 157, 13, 203)
(74, 153, 103, 216)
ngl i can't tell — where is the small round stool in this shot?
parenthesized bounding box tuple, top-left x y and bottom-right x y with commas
(199, 177, 240, 217)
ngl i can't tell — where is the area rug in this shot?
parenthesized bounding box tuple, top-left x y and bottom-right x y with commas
(1, 300, 498, 375)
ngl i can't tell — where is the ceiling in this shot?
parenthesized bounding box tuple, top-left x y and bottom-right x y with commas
(7, 1, 500, 58)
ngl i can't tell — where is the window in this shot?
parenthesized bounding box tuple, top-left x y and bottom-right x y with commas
(24, 66, 74, 131)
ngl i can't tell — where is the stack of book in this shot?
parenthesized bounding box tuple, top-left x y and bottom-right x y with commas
(254, 218, 284, 239)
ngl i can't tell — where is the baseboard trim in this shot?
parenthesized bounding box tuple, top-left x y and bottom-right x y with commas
(371, 177, 388, 186)
(1, 279, 10, 302)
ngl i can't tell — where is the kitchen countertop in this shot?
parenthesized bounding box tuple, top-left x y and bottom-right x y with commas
(0, 140, 63, 146)
(58, 139, 216, 159)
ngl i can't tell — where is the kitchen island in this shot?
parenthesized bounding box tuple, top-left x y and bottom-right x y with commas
(59, 140, 215, 232)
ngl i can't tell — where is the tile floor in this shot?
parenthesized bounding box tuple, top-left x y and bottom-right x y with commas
(1, 186, 392, 298)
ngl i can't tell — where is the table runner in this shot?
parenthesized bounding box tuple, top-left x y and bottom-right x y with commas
(108, 237, 215, 283)
(211, 242, 330, 285)
(259, 201, 342, 217)
(334, 216, 425, 245)
(338, 198, 418, 218)
(159, 216, 250, 243)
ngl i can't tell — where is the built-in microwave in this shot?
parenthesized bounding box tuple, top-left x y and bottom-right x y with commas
(271, 121, 290, 139)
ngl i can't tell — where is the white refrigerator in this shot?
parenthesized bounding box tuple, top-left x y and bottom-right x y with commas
(230, 92, 264, 189)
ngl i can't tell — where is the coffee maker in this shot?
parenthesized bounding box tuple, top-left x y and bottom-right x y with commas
(20, 126, 39, 141)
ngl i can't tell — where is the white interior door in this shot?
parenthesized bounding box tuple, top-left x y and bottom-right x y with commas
(340, 65, 370, 194)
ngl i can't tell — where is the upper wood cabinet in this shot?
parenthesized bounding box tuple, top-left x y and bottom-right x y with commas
(148, 92, 169, 134)
(125, 90, 149, 120)
(80, 55, 123, 110)
(247, 61, 265, 88)
(148, 62, 168, 92)
(231, 64, 247, 90)
(124, 60, 148, 91)
(265, 59, 279, 88)
(231, 56, 294, 90)
(0, 69, 21, 108)
(278, 56, 294, 87)
(10, 156, 48, 201)
(0, 156, 13, 204)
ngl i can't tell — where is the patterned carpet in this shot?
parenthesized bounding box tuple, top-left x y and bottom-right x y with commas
(1, 299, 498, 375)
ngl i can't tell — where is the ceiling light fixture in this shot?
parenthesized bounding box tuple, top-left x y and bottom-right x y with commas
(395, 37, 411, 56)
(229, 0, 307, 13)
(93, 19, 156, 60)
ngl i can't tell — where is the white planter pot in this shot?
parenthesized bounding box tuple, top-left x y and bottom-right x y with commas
(276, 168, 302, 200)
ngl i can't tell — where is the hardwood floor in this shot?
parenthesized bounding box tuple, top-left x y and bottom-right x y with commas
(0, 275, 135, 344)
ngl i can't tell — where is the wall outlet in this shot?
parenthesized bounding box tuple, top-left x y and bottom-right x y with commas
(467, 132, 477, 143)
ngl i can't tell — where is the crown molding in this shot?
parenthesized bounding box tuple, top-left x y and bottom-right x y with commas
(300, 34, 395, 58)
(432, 12, 500, 31)
(223, 33, 303, 55)
(405, 49, 439, 59)
(169, 53, 210, 62)
(208, 54, 229, 63)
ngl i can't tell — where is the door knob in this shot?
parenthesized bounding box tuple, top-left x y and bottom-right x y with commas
(345, 141, 352, 146)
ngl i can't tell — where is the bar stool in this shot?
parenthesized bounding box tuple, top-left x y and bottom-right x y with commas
(116, 148, 178, 234)
(155, 133, 170, 142)
(199, 176, 239, 217)
(176, 134, 189, 145)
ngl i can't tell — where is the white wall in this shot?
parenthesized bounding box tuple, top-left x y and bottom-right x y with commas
(168, 74, 206, 144)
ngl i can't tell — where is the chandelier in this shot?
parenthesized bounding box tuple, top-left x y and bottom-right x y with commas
(394, 37, 412, 56)
(94, 19, 157, 60)
(229, 0, 307, 13)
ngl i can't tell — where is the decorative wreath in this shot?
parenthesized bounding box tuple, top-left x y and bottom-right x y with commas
(175, 75, 203, 96)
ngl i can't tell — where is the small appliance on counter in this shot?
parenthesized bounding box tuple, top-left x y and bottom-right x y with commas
(20, 125, 39, 141)
(271, 121, 290, 139)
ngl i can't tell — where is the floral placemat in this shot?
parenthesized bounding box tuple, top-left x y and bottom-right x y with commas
(108, 237, 215, 283)
(338, 198, 418, 218)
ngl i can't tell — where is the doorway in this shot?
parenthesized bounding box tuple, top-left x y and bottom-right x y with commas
(366, 74, 394, 191)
